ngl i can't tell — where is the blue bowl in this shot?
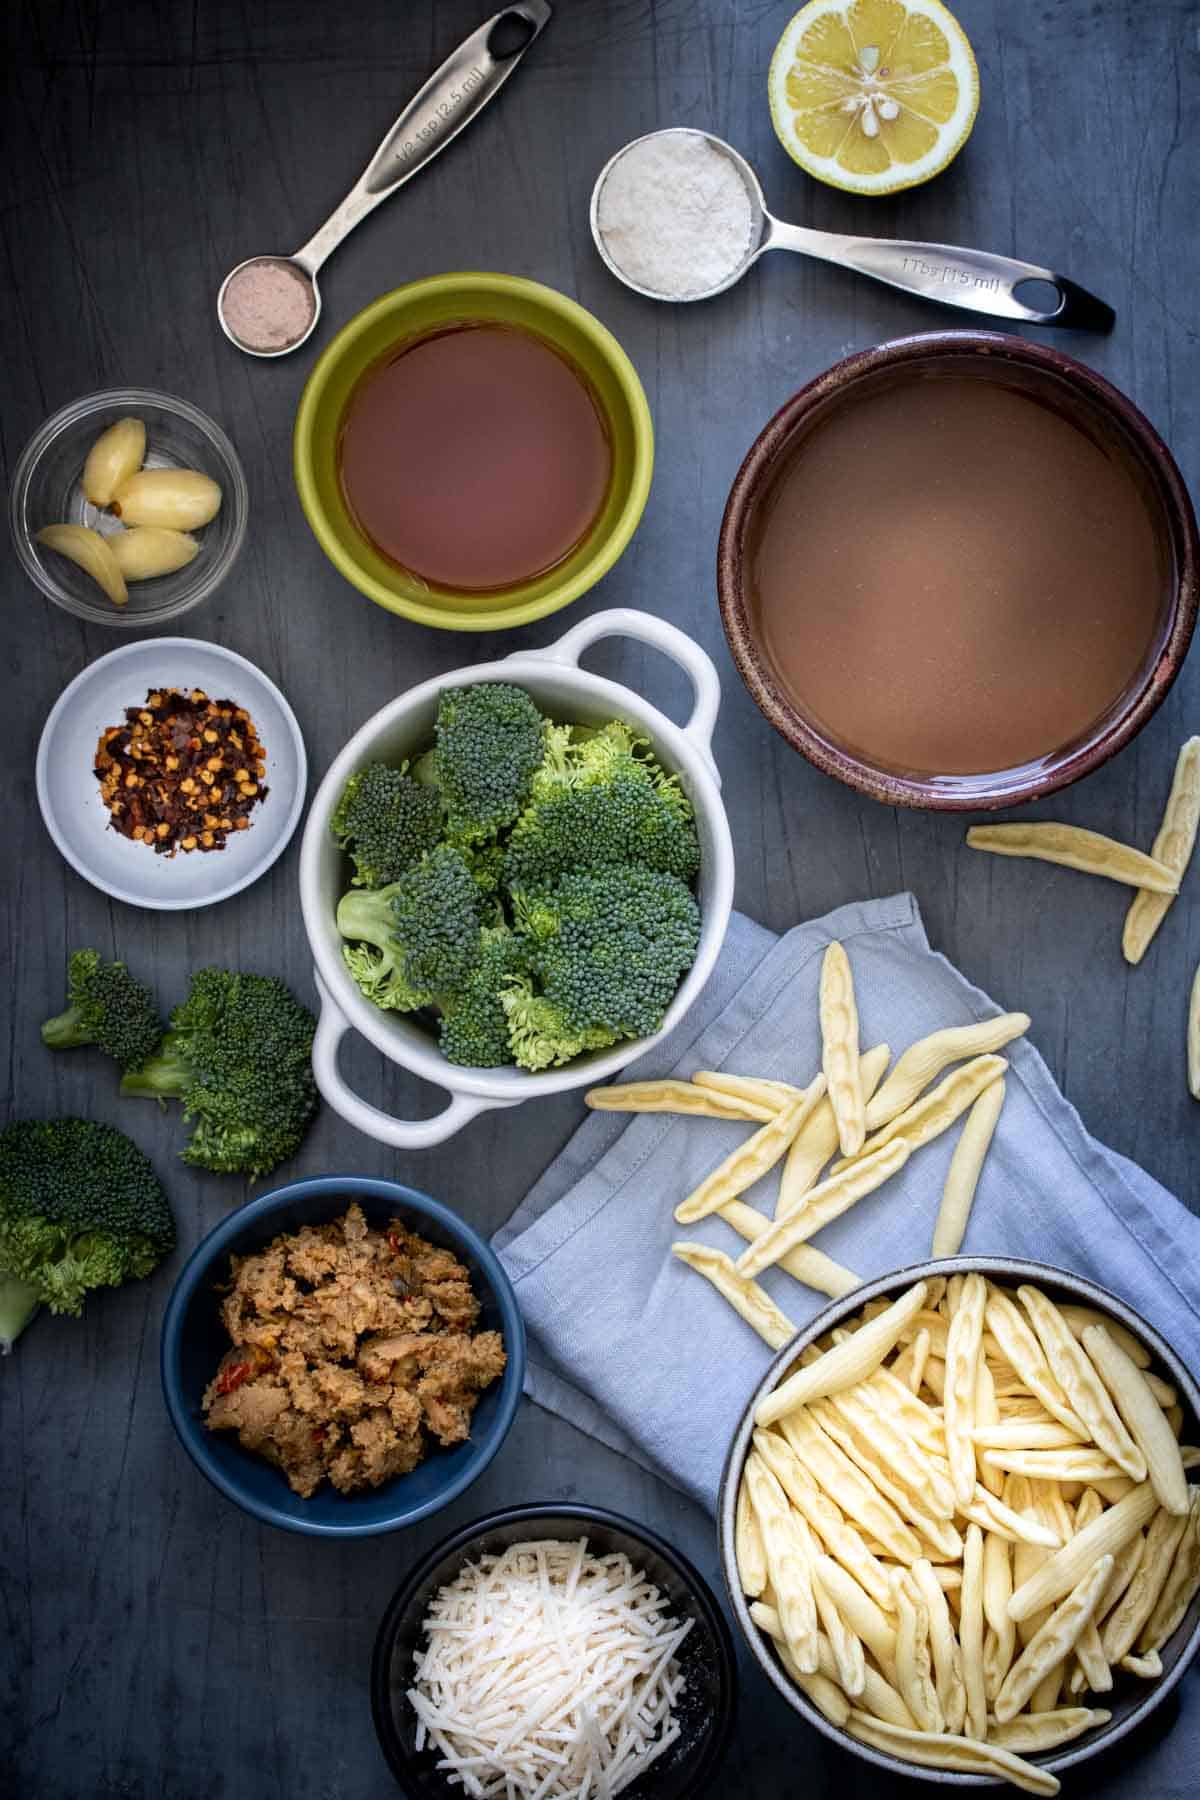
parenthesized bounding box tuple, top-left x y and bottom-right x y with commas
(160, 1175, 526, 1536)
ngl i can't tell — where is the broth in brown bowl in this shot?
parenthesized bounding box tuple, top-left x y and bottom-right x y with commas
(749, 370, 1166, 779)
(719, 335, 1199, 810)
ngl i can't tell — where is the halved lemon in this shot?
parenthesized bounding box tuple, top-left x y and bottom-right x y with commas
(769, 0, 979, 196)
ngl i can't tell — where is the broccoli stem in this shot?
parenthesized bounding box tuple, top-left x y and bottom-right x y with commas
(118, 1034, 189, 1101)
(40, 1006, 89, 1051)
(0, 1274, 40, 1354)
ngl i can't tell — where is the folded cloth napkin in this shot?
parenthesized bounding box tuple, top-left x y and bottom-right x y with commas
(495, 894, 1200, 1511)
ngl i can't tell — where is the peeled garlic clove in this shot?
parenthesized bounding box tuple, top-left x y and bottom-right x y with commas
(36, 524, 129, 607)
(109, 526, 199, 581)
(111, 468, 222, 530)
(82, 416, 147, 507)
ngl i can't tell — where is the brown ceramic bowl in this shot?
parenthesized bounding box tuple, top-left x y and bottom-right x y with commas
(717, 332, 1199, 810)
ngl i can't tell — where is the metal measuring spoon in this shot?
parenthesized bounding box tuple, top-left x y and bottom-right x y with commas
(218, 1, 552, 358)
(591, 128, 1113, 331)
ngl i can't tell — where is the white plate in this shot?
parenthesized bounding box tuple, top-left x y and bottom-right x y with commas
(36, 638, 307, 910)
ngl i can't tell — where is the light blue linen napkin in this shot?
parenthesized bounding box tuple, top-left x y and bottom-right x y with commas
(495, 894, 1200, 1510)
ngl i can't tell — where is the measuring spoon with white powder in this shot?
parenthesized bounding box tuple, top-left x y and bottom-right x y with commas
(592, 128, 1112, 329)
(217, 2, 551, 357)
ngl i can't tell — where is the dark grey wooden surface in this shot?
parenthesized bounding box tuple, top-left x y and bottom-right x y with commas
(3, 1, 1198, 1795)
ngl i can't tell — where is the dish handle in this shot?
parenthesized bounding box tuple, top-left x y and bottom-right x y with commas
(311, 971, 515, 1148)
(519, 607, 723, 788)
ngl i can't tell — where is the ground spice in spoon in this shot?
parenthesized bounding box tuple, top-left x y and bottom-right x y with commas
(221, 258, 315, 352)
(95, 686, 268, 854)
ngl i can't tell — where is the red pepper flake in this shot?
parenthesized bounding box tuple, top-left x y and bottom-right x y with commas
(93, 685, 268, 855)
(215, 1359, 253, 1396)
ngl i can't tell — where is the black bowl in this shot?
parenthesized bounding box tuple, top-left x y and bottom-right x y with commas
(370, 1502, 737, 1798)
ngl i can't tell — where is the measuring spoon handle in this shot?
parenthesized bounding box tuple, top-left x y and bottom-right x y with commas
(293, 1, 552, 276)
(767, 220, 1114, 331)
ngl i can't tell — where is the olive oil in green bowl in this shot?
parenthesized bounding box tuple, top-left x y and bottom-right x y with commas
(293, 273, 654, 633)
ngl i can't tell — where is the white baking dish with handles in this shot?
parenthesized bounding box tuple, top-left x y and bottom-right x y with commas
(299, 608, 734, 1149)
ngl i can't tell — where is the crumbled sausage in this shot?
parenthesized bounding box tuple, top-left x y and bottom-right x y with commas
(202, 1204, 506, 1499)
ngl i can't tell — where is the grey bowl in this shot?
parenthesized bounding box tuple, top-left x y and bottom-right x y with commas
(36, 637, 306, 911)
(717, 1256, 1200, 1787)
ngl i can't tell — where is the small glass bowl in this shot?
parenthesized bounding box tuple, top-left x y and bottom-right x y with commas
(9, 388, 248, 628)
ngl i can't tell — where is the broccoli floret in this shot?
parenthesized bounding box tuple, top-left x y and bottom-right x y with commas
(0, 1276, 40, 1354)
(336, 846, 485, 1013)
(0, 1118, 175, 1351)
(503, 775, 697, 888)
(438, 926, 528, 1067)
(526, 722, 579, 803)
(503, 751, 699, 889)
(389, 846, 486, 996)
(330, 761, 443, 889)
(503, 719, 698, 888)
(434, 683, 548, 842)
(411, 747, 440, 788)
(337, 888, 432, 1013)
(338, 871, 516, 1058)
(41, 949, 163, 1073)
(499, 974, 619, 1072)
(531, 720, 643, 792)
(546, 720, 687, 798)
(120, 970, 317, 1178)
(340, 941, 430, 1014)
(513, 864, 701, 1043)
(459, 840, 506, 898)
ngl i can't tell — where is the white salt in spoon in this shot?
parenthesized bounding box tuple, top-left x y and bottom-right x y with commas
(217, 2, 552, 357)
(591, 128, 1113, 330)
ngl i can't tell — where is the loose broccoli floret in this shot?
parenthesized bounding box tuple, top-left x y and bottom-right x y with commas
(0, 1118, 175, 1351)
(120, 970, 317, 1178)
(41, 949, 163, 1073)
(499, 974, 619, 1072)
(434, 683, 548, 842)
(438, 926, 528, 1067)
(0, 1276, 40, 1354)
(330, 761, 443, 889)
(513, 864, 701, 1043)
(336, 888, 432, 1013)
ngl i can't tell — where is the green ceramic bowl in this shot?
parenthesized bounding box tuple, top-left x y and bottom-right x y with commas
(292, 273, 654, 632)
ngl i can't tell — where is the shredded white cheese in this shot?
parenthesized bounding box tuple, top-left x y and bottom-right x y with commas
(409, 1537, 694, 1798)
